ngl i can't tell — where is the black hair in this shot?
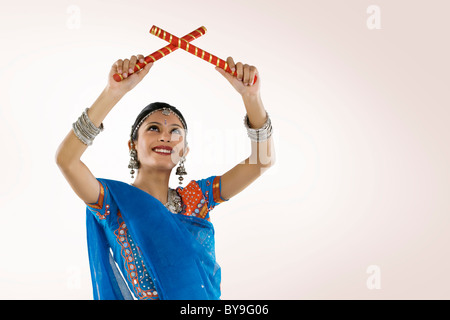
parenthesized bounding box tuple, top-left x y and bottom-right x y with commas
(130, 102, 188, 141)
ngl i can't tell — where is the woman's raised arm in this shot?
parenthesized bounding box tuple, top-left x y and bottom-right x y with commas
(55, 55, 153, 204)
(215, 57, 276, 201)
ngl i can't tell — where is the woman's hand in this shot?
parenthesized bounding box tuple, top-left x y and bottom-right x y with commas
(105, 54, 153, 97)
(215, 56, 260, 97)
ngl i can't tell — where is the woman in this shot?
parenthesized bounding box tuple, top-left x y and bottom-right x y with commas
(55, 54, 275, 300)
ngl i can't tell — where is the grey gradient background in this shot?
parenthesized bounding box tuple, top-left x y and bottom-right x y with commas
(0, 0, 449, 299)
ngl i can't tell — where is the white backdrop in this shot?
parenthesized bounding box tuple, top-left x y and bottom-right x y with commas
(0, 0, 449, 299)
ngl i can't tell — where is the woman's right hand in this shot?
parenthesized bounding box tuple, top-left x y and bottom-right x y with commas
(105, 54, 153, 97)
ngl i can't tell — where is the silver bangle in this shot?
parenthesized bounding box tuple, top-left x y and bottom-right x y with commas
(243, 111, 273, 142)
(72, 108, 104, 146)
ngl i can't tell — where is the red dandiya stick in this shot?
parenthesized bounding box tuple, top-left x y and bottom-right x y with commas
(113, 26, 207, 82)
(149, 25, 257, 84)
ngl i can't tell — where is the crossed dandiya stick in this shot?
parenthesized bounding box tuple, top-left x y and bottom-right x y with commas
(113, 25, 257, 83)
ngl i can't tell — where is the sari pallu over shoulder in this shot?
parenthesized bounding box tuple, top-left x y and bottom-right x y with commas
(86, 178, 221, 300)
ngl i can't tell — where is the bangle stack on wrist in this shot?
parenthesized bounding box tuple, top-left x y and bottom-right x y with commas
(243, 111, 273, 142)
(72, 108, 104, 146)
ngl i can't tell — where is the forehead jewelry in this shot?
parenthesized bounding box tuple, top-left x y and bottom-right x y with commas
(131, 107, 187, 140)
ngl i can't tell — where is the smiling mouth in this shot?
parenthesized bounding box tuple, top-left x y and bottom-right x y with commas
(152, 147, 173, 155)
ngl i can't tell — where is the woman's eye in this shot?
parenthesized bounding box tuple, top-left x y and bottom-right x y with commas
(147, 126, 181, 134)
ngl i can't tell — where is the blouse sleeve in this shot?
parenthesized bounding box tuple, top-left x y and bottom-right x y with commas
(85, 179, 115, 222)
(196, 175, 229, 210)
(177, 175, 228, 220)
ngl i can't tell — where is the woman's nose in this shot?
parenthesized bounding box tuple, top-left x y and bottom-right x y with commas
(159, 130, 171, 142)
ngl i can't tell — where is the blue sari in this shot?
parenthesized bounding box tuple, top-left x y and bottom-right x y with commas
(85, 176, 227, 300)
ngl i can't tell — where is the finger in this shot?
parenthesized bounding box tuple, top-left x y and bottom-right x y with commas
(129, 55, 138, 74)
(122, 59, 130, 78)
(215, 66, 234, 83)
(115, 59, 123, 74)
(226, 56, 236, 72)
(235, 62, 244, 81)
(136, 61, 153, 79)
(136, 54, 149, 73)
(137, 54, 145, 64)
(248, 66, 257, 85)
(243, 64, 251, 85)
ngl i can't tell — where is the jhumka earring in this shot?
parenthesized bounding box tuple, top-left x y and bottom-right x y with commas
(128, 141, 139, 179)
(175, 156, 187, 185)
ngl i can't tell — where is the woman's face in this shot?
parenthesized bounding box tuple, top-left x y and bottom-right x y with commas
(133, 110, 188, 171)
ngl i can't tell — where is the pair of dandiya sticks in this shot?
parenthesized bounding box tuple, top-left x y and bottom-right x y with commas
(113, 25, 257, 84)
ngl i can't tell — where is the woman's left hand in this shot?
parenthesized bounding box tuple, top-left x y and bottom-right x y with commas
(215, 56, 260, 97)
